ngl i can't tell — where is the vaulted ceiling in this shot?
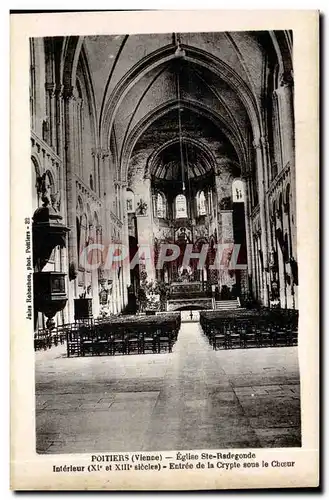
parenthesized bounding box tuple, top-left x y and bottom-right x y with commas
(71, 30, 292, 181)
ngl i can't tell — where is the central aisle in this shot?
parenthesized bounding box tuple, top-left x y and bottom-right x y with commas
(143, 322, 261, 450)
(36, 321, 301, 453)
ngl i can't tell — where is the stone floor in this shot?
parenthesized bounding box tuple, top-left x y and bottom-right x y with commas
(35, 321, 301, 454)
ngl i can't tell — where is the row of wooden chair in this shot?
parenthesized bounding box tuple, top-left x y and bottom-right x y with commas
(66, 320, 180, 358)
(200, 311, 298, 350)
(34, 313, 181, 355)
(34, 324, 70, 351)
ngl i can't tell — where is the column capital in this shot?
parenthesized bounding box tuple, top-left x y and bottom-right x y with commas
(54, 84, 64, 99)
(241, 170, 252, 180)
(91, 147, 110, 159)
(101, 148, 110, 159)
(279, 70, 294, 88)
(252, 136, 268, 150)
(62, 85, 79, 101)
(45, 82, 56, 96)
(91, 148, 100, 159)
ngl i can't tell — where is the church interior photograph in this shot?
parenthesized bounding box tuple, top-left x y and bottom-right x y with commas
(31, 31, 300, 453)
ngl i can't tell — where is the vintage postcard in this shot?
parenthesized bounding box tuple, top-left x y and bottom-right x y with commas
(10, 9, 319, 490)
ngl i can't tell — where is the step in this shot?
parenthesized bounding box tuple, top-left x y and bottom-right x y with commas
(215, 300, 240, 310)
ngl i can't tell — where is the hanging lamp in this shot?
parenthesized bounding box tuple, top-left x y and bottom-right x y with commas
(174, 32, 186, 193)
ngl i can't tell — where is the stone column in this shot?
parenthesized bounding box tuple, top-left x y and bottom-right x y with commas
(135, 178, 155, 282)
(121, 182, 130, 307)
(220, 207, 236, 291)
(90, 224, 100, 318)
(274, 73, 297, 263)
(241, 173, 254, 295)
(253, 137, 269, 306)
(55, 84, 64, 157)
(45, 82, 57, 149)
(274, 73, 295, 170)
(214, 167, 236, 294)
(63, 85, 79, 321)
(136, 214, 155, 282)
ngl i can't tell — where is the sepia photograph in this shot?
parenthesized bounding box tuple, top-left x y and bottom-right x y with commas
(10, 9, 319, 490)
(31, 29, 300, 454)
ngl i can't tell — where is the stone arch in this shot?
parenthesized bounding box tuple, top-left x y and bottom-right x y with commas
(122, 100, 247, 180)
(76, 45, 98, 149)
(60, 36, 84, 91)
(31, 156, 41, 209)
(100, 43, 263, 151)
(269, 31, 293, 85)
(45, 169, 55, 190)
(145, 135, 218, 181)
(31, 155, 41, 178)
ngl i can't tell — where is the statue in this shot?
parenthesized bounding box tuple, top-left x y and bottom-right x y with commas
(38, 173, 51, 207)
(268, 248, 277, 269)
(178, 264, 192, 282)
(136, 198, 148, 216)
(219, 196, 232, 211)
(37, 173, 61, 212)
(50, 191, 61, 212)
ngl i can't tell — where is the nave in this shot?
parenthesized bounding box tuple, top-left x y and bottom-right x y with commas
(36, 321, 301, 454)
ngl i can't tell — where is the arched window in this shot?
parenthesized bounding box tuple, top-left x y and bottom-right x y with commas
(126, 189, 135, 213)
(232, 179, 245, 203)
(197, 190, 206, 216)
(157, 192, 166, 218)
(285, 184, 290, 211)
(175, 194, 187, 219)
(76, 217, 81, 256)
(31, 157, 40, 210)
(90, 174, 94, 191)
(29, 39, 36, 129)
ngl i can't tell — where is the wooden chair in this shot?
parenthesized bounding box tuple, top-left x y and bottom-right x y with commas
(66, 323, 81, 357)
(111, 327, 127, 355)
(156, 326, 173, 353)
(79, 324, 94, 356)
(126, 328, 142, 355)
(141, 327, 157, 354)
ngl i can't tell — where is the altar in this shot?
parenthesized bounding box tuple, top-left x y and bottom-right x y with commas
(169, 281, 204, 298)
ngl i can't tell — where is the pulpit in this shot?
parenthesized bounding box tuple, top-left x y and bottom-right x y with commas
(32, 182, 70, 329)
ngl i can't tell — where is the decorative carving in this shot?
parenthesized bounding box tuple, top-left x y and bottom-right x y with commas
(62, 85, 77, 102)
(175, 226, 192, 244)
(33, 272, 67, 330)
(219, 196, 233, 211)
(252, 136, 268, 150)
(50, 191, 61, 212)
(268, 248, 278, 271)
(69, 262, 78, 281)
(241, 171, 252, 180)
(279, 70, 294, 87)
(45, 82, 56, 97)
(290, 256, 298, 286)
(178, 264, 193, 282)
(38, 173, 52, 207)
(42, 117, 50, 143)
(136, 198, 148, 216)
(252, 138, 261, 150)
